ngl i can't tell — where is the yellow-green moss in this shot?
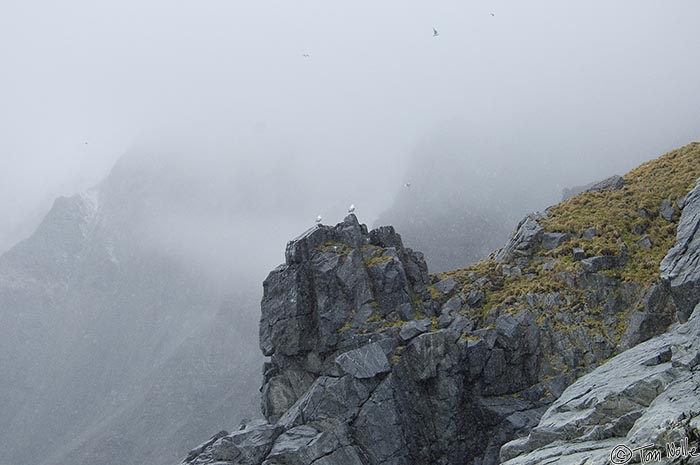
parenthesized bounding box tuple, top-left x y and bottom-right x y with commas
(428, 285, 443, 300)
(541, 142, 700, 286)
(363, 255, 394, 267)
(438, 143, 700, 332)
(317, 241, 351, 255)
(376, 320, 406, 332)
(337, 309, 356, 333)
(430, 317, 439, 331)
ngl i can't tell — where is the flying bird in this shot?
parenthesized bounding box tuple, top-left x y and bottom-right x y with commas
(315, 215, 322, 224)
(432, 27, 439, 37)
(348, 204, 355, 213)
(404, 182, 411, 189)
(490, 13, 495, 17)
(302, 53, 310, 58)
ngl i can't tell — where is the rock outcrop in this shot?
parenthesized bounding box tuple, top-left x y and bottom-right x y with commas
(661, 180, 700, 321)
(500, 301, 700, 465)
(185, 215, 557, 465)
(502, 160, 700, 465)
(180, 143, 700, 465)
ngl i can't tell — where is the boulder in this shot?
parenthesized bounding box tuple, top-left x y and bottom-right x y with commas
(433, 277, 457, 294)
(580, 254, 625, 273)
(660, 198, 676, 221)
(581, 226, 597, 239)
(637, 235, 653, 249)
(541, 232, 569, 251)
(335, 343, 391, 379)
(586, 175, 625, 193)
(399, 319, 432, 341)
(494, 214, 545, 263)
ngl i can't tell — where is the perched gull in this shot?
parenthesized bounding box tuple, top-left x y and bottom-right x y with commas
(432, 27, 439, 37)
(315, 215, 322, 223)
(348, 204, 355, 213)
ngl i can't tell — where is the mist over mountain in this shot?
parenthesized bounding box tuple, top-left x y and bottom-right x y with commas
(2, 2, 700, 465)
(0, 146, 310, 465)
(374, 123, 683, 272)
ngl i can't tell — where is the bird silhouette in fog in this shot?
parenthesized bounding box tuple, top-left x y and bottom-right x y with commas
(433, 28, 439, 37)
(404, 182, 411, 189)
(348, 204, 355, 213)
(315, 215, 322, 224)
(302, 53, 310, 58)
(490, 13, 495, 17)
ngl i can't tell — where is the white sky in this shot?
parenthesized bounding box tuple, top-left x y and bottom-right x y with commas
(1, 0, 699, 252)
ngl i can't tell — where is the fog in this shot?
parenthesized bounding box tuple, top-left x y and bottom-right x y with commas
(1, 2, 700, 464)
(2, 0, 700, 253)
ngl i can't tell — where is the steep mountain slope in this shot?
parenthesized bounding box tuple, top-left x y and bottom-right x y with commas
(181, 142, 700, 465)
(0, 151, 263, 465)
(502, 176, 700, 465)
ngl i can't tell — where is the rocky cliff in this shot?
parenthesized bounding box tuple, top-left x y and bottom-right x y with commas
(502, 176, 700, 465)
(182, 143, 700, 465)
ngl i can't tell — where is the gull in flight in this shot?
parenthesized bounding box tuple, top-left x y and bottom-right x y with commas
(302, 53, 310, 58)
(433, 27, 439, 37)
(490, 13, 495, 17)
(348, 204, 355, 213)
(315, 215, 322, 224)
(404, 182, 411, 189)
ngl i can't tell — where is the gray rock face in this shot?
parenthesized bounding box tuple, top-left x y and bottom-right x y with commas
(494, 214, 545, 263)
(586, 175, 625, 193)
(335, 343, 391, 379)
(580, 254, 625, 273)
(399, 319, 432, 341)
(661, 180, 700, 320)
(541, 232, 569, 251)
(501, 303, 700, 465)
(260, 214, 429, 358)
(186, 424, 281, 465)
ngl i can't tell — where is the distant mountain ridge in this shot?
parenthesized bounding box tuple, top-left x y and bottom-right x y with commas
(0, 150, 262, 465)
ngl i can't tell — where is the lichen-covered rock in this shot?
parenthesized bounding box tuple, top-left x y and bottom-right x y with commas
(500, 302, 700, 465)
(661, 180, 700, 320)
